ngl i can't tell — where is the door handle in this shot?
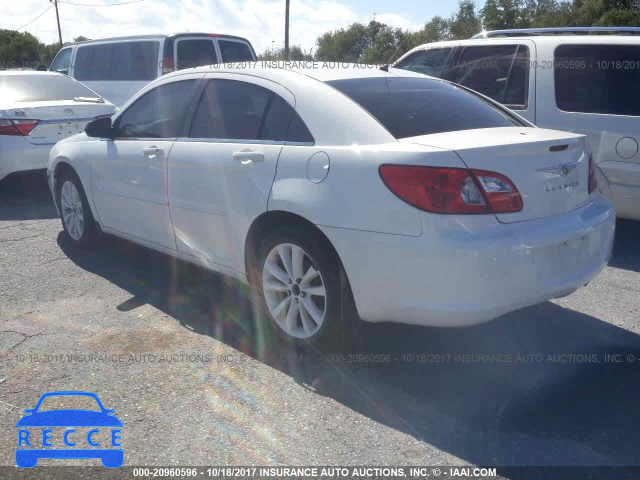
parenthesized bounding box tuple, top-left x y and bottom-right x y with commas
(233, 150, 264, 164)
(142, 146, 162, 157)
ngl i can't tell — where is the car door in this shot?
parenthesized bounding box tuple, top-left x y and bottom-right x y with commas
(90, 76, 201, 249)
(168, 75, 295, 272)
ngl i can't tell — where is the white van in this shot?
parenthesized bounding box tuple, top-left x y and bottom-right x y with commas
(49, 33, 257, 107)
(394, 27, 640, 220)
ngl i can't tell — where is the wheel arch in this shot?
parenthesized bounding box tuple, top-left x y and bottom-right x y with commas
(244, 210, 354, 298)
(52, 158, 99, 224)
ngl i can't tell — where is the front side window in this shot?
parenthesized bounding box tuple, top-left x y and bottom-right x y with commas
(443, 45, 530, 109)
(218, 40, 254, 62)
(555, 44, 640, 116)
(115, 80, 197, 138)
(74, 41, 159, 81)
(176, 39, 217, 70)
(50, 48, 72, 73)
(329, 77, 521, 139)
(395, 48, 454, 77)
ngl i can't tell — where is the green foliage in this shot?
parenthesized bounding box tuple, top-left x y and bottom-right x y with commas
(259, 45, 314, 61)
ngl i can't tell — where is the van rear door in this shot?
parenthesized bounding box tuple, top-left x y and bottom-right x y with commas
(216, 38, 256, 62)
(174, 37, 218, 70)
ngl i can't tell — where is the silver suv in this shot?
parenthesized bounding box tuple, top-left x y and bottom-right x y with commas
(395, 27, 640, 220)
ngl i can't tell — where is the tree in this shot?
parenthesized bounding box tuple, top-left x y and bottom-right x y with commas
(259, 45, 313, 61)
(0, 30, 42, 69)
(450, 0, 482, 39)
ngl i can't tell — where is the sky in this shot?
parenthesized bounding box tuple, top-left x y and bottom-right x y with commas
(4, 0, 461, 54)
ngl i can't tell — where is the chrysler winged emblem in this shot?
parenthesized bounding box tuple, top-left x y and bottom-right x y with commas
(63, 108, 74, 117)
(537, 162, 578, 177)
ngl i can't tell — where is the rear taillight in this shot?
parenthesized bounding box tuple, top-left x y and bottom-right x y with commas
(588, 154, 598, 193)
(379, 165, 523, 215)
(0, 119, 39, 136)
(161, 56, 174, 75)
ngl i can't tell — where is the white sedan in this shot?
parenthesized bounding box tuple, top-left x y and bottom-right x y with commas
(47, 64, 615, 348)
(0, 71, 116, 182)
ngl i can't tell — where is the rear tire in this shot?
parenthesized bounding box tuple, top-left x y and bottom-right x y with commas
(57, 170, 97, 247)
(253, 226, 359, 352)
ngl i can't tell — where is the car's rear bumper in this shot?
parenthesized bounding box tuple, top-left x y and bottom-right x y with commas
(0, 137, 53, 182)
(320, 195, 615, 327)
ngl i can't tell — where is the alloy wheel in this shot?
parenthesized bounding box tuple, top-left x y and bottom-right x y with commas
(60, 180, 84, 241)
(262, 243, 327, 339)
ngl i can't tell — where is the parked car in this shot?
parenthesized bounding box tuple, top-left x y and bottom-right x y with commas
(47, 64, 614, 349)
(394, 27, 640, 220)
(0, 71, 116, 183)
(49, 33, 257, 107)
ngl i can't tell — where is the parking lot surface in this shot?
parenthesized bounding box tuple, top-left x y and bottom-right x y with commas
(1, 172, 639, 471)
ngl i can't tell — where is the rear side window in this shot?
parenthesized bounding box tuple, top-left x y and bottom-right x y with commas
(115, 80, 197, 138)
(74, 41, 159, 81)
(395, 48, 454, 77)
(189, 79, 271, 140)
(260, 96, 314, 143)
(443, 45, 530, 109)
(176, 39, 217, 70)
(0, 73, 97, 102)
(555, 44, 640, 116)
(50, 48, 73, 73)
(218, 40, 254, 62)
(328, 77, 519, 139)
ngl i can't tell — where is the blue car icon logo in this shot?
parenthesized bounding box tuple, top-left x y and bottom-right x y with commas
(15, 391, 123, 468)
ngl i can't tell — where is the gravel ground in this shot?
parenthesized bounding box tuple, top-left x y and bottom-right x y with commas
(0, 171, 639, 477)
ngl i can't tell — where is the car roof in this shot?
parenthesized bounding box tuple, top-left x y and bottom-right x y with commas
(164, 62, 430, 83)
(67, 32, 251, 46)
(401, 33, 640, 57)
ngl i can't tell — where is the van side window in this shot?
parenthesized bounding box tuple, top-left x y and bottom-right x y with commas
(176, 39, 217, 70)
(218, 40, 254, 62)
(50, 48, 72, 73)
(443, 45, 530, 109)
(555, 45, 640, 116)
(114, 80, 198, 138)
(395, 48, 454, 77)
(74, 41, 159, 81)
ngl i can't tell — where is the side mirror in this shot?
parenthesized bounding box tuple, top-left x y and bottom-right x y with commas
(85, 116, 114, 139)
(36, 65, 47, 71)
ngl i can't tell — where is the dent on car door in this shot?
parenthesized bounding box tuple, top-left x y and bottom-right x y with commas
(91, 79, 199, 249)
(168, 77, 296, 273)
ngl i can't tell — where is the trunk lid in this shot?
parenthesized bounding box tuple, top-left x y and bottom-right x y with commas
(3, 100, 116, 145)
(400, 127, 591, 223)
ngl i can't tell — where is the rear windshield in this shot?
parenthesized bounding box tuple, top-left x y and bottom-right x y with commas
(0, 73, 97, 102)
(328, 77, 520, 139)
(219, 40, 254, 62)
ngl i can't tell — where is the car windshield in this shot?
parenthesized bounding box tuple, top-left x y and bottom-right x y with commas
(0, 73, 98, 102)
(327, 76, 522, 138)
(37, 395, 102, 412)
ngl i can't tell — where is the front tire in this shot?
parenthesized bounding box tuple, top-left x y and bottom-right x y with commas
(255, 226, 358, 351)
(57, 170, 97, 247)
